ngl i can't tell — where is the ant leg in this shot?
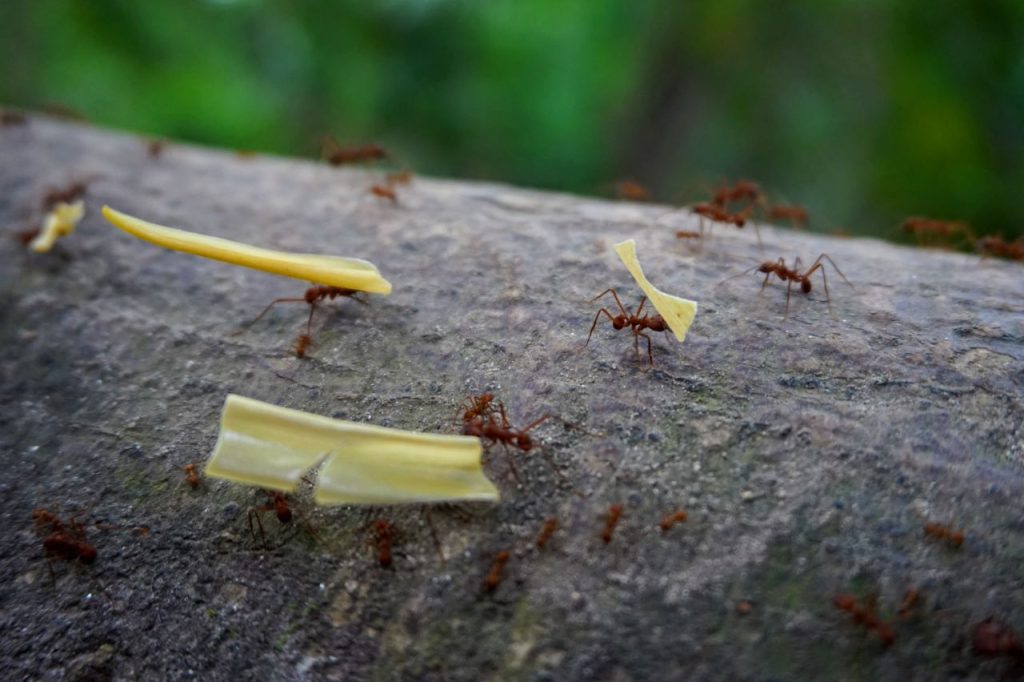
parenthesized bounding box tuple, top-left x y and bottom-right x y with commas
(234, 297, 307, 334)
(498, 403, 512, 430)
(522, 414, 551, 433)
(753, 222, 763, 250)
(812, 263, 833, 315)
(305, 302, 318, 336)
(248, 508, 269, 549)
(784, 280, 794, 318)
(638, 331, 655, 367)
(635, 297, 647, 317)
(814, 253, 854, 289)
(501, 445, 522, 484)
(589, 286, 626, 319)
(586, 308, 618, 347)
(422, 508, 446, 566)
(294, 507, 322, 545)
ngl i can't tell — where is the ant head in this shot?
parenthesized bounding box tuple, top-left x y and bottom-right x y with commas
(80, 545, 98, 563)
(758, 262, 774, 274)
(612, 315, 627, 330)
(516, 434, 534, 451)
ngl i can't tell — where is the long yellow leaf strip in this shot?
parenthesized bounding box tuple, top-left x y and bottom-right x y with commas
(204, 394, 499, 505)
(29, 201, 85, 253)
(101, 206, 391, 294)
(613, 238, 698, 342)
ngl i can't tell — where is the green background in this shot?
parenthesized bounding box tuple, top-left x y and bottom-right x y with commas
(2, 0, 1021, 243)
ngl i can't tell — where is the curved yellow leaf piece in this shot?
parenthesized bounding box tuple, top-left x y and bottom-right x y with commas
(30, 201, 85, 253)
(204, 394, 499, 505)
(613, 238, 698, 342)
(101, 206, 391, 294)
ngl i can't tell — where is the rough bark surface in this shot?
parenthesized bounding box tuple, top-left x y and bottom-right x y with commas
(2, 118, 1023, 681)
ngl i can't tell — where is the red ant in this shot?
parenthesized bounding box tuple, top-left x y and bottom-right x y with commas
(729, 253, 852, 317)
(183, 463, 201, 489)
(32, 508, 98, 578)
(601, 504, 623, 544)
(902, 216, 972, 248)
(691, 202, 761, 247)
(973, 618, 1024, 660)
(767, 204, 809, 229)
(833, 593, 894, 647)
(146, 138, 167, 159)
(387, 169, 413, 184)
(659, 509, 688, 533)
(977, 235, 1024, 261)
(41, 176, 100, 211)
(483, 550, 510, 592)
(14, 224, 41, 246)
(238, 285, 367, 337)
(615, 180, 650, 202)
(585, 288, 669, 368)
(370, 184, 398, 205)
(292, 333, 314, 359)
(248, 491, 318, 549)
(711, 179, 762, 208)
(675, 229, 701, 240)
(1, 109, 27, 126)
(457, 392, 499, 425)
(536, 518, 558, 549)
(369, 520, 395, 568)
(322, 136, 388, 165)
(923, 521, 964, 548)
(897, 588, 922, 620)
(462, 404, 554, 483)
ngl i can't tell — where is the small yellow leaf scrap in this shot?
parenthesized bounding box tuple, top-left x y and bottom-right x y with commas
(101, 206, 391, 294)
(613, 238, 697, 342)
(29, 200, 85, 253)
(204, 394, 499, 505)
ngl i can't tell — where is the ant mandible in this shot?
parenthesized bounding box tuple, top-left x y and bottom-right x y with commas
(734, 253, 852, 317)
(585, 288, 669, 368)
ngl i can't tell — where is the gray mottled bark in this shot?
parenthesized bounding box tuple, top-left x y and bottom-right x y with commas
(1, 117, 1023, 681)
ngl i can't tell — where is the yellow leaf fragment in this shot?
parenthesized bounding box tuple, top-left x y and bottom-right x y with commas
(29, 201, 85, 253)
(204, 394, 499, 505)
(613, 238, 698, 342)
(101, 206, 391, 294)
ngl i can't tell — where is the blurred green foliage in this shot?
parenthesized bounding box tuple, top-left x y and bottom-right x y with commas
(2, 0, 1021, 242)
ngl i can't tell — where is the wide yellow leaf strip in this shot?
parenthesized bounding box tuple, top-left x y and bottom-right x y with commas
(613, 238, 697, 342)
(204, 394, 499, 505)
(101, 206, 391, 294)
